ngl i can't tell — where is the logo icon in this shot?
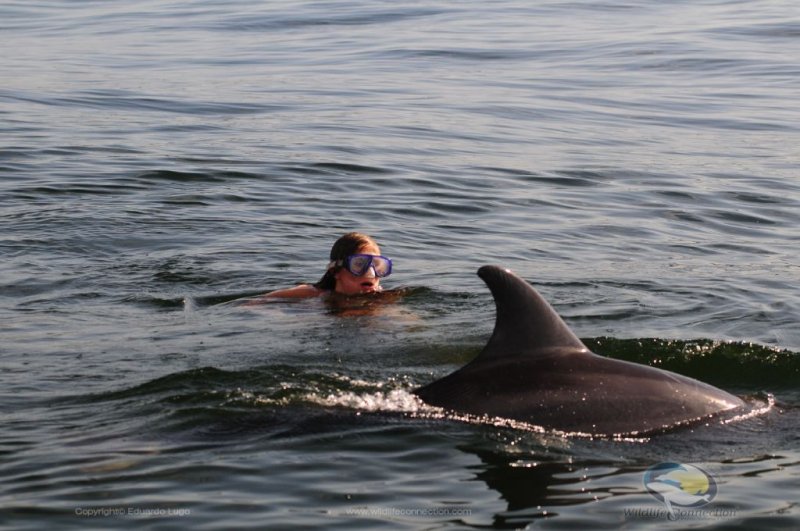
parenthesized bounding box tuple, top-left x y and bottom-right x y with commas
(644, 462, 717, 520)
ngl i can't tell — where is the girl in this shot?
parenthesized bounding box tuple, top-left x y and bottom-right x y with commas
(258, 232, 392, 299)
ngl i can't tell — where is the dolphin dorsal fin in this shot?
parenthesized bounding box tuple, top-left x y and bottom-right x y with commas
(475, 265, 587, 360)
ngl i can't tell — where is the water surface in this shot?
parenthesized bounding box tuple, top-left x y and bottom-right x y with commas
(2, 0, 799, 528)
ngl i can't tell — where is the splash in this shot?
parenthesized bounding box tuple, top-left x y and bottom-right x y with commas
(721, 393, 775, 425)
(183, 294, 199, 320)
(305, 388, 428, 413)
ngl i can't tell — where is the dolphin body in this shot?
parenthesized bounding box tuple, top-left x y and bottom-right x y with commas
(414, 266, 745, 435)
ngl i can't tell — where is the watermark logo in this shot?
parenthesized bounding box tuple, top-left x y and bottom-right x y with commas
(643, 462, 717, 520)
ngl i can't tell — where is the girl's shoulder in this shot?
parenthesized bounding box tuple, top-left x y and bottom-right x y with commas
(263, 284, 325, 299)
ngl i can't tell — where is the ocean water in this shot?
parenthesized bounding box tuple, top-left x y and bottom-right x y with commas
(1, 0, 799, 528)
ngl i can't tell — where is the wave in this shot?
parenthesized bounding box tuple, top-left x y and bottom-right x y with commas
(73, 337, 799, 415)
(67, 335, 796, 442)
(584, 338, 799, 389)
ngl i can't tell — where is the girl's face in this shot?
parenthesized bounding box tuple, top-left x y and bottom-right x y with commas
(334, 243, 383, 295)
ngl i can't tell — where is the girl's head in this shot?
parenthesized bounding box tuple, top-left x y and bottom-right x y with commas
(314, 232, 391, 295)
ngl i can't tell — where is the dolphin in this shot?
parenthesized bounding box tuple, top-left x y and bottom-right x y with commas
(414, 265, 745, 435)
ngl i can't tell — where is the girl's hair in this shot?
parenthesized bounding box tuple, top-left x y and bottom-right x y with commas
(313, 232, 378, 291)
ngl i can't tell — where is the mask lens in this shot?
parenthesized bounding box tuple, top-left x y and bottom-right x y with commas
(346, 255, 370, 276)
(371, 256, 392, 277)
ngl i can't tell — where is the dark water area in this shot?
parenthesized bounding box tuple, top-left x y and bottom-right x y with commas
(1, 0, 799, 529)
